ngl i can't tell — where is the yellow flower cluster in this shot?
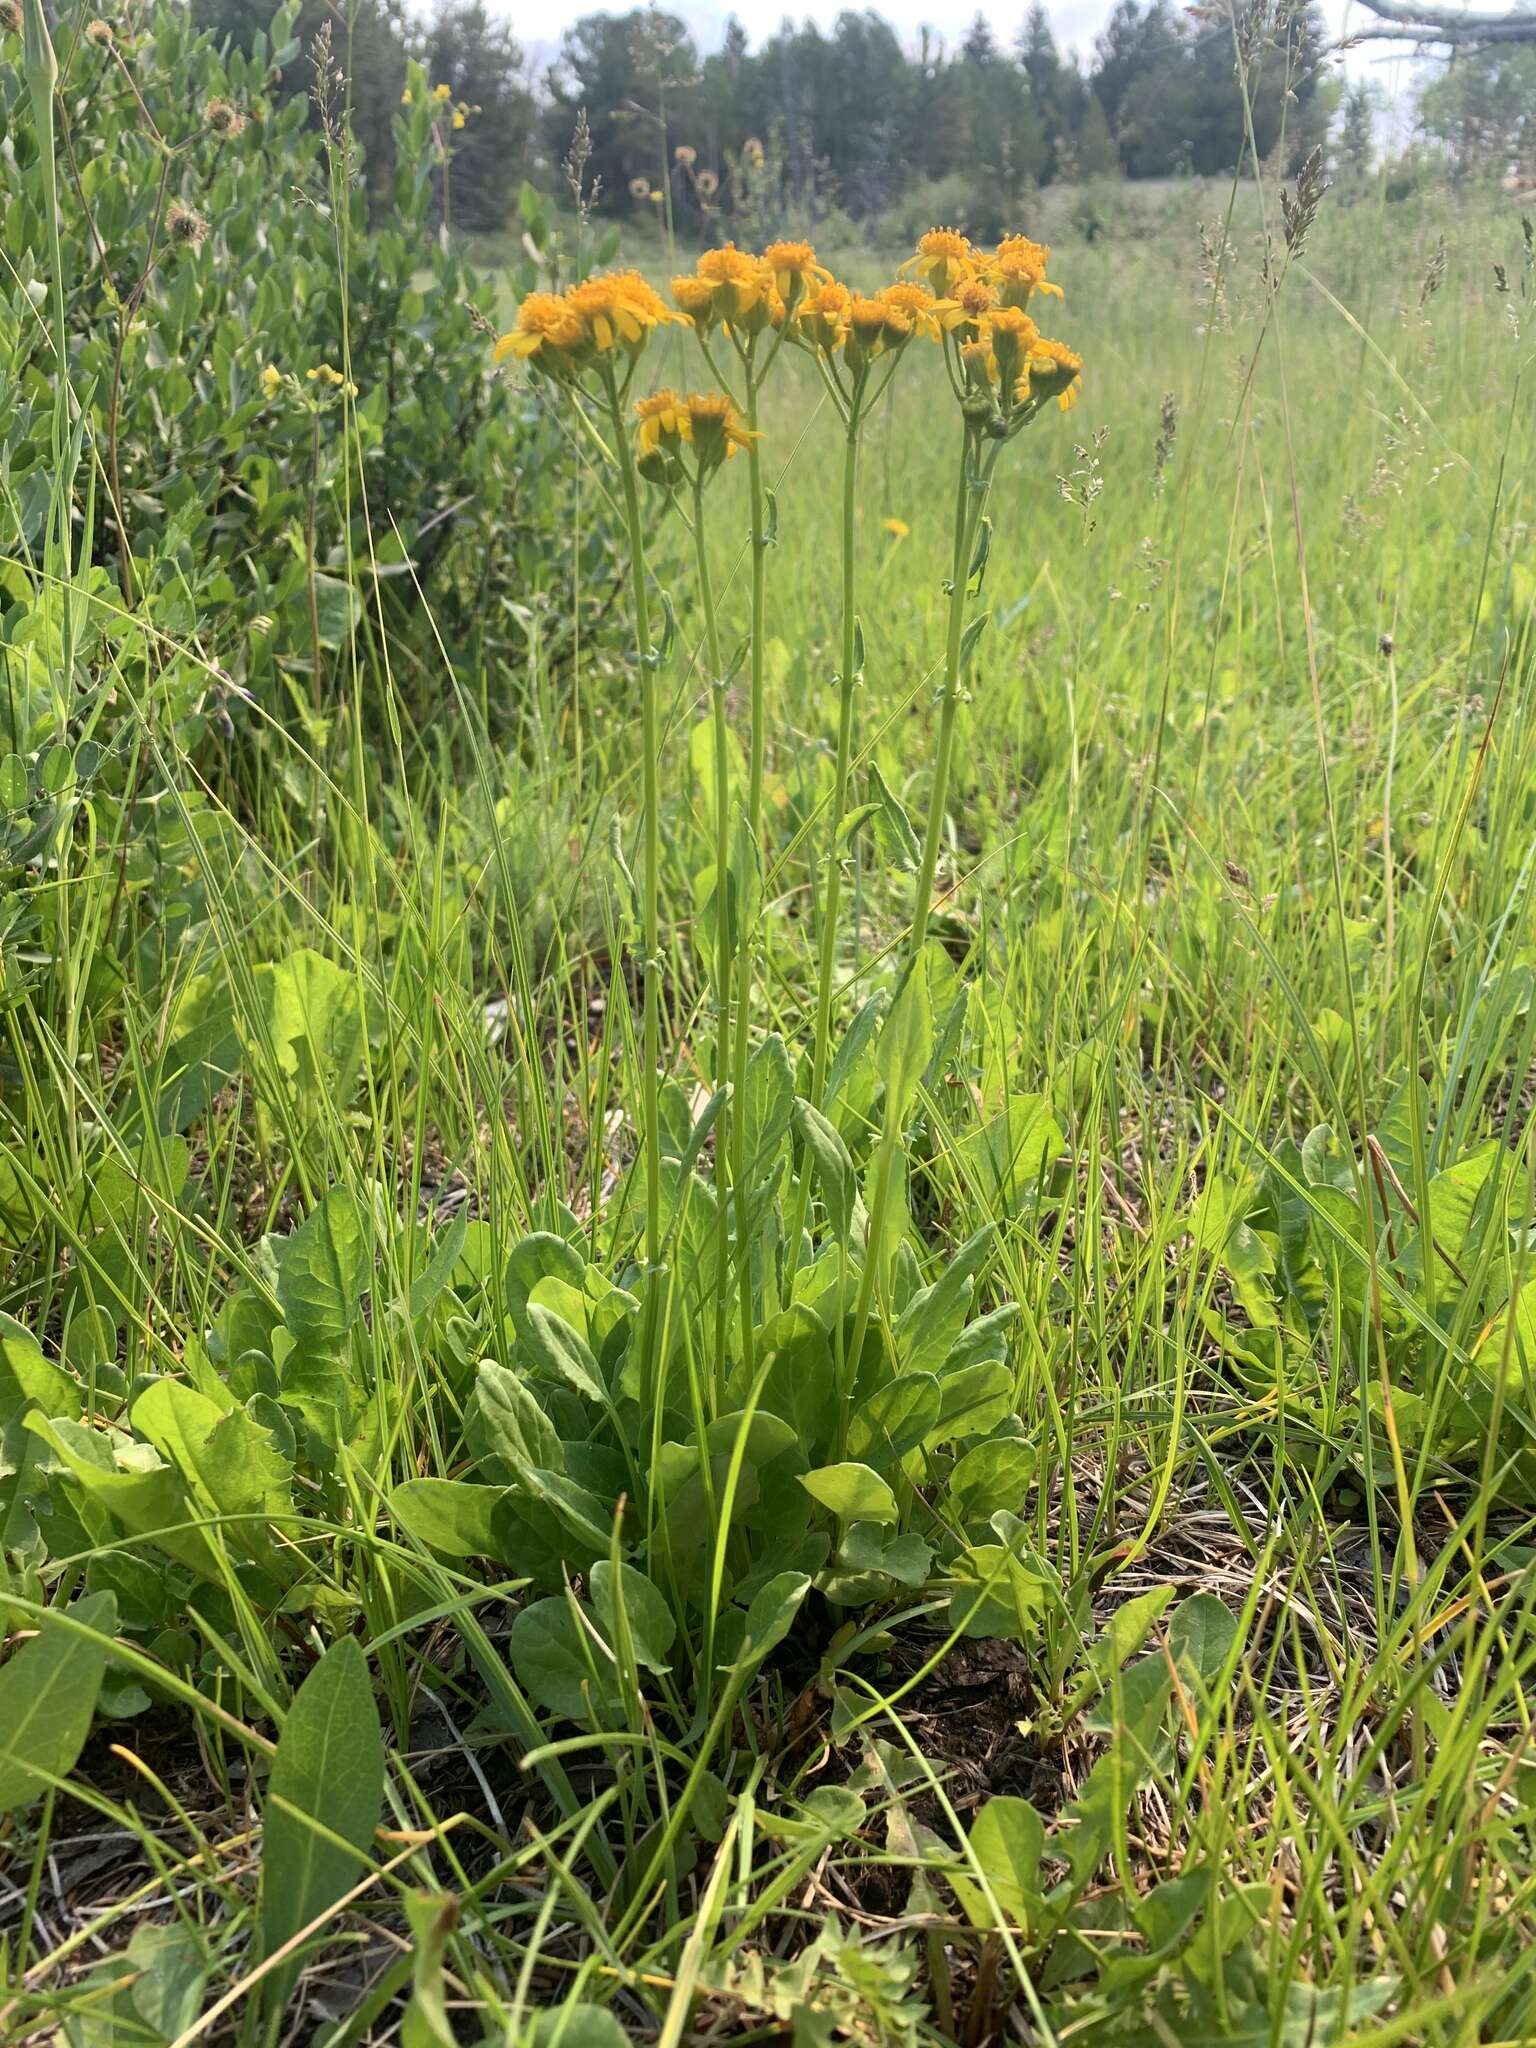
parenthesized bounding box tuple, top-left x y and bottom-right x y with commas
(633, 388, 758, 485)
(900, 227, 1082, 410)
(492, 272, 682, 376)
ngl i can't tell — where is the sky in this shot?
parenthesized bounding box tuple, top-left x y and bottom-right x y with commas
(511, 0, 1437, 95)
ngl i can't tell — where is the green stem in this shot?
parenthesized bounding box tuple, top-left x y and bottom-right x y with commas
(693, 470, 733, 1406)
(604, 371, 663, 1290)
(840, 419, 989, 1433)
(728, 359, 768, 1375)
(908, 418, 988, 967)
(785, 404, 863, 1285)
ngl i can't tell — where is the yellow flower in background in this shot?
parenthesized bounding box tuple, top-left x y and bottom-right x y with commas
(451, 107, 466, 130)
(493, 290, 586, 368)
(762, 239, 829, 313)
(1020, 337, 1083, 410)
(684, 390, 759, 468)
(430, 82, 452, 104)
(260, 362, 281, 398)
(883, 517, 910, 539)
(991, 233, 1063, 306)
(845, 292, 899, 364)
(902, 227, 976, 297)
(400, 85, 413, 105)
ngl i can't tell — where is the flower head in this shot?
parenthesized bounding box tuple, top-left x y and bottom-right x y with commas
(205, 97, 246, 138)
(0, 1, 22, 33)
(566, 270, 679, 356)
(878, 281, 941, 341)
(674, 143, 697, 166)
(400, 84, 413, 105)
(938, 275, 998, 333)
(671, 274, 718, 333)
(1020, 337, 1082, 410)
(762, 239, 829, 314)
(85, 18, 113, 47)
(430, 82, 452, 104)
(684, 390, 758, 470)
(845, 292, 903, 366)
(741, 136, 766, 169)
(883, 517, 909, 540)
(796, 280, 851, 354)
(493, 290, 586, 371)
(260, 362, 282, 399)
(982, 305, 1040, 394)
(990, 234, 1063, 308)
(695, 168, 720, 198)
(635, 388, 690, 456)
(166, 202, 208, 249)
(629, 175, 651, 199)
(902, 228, 976, 297)
(696, 242, 775, 331)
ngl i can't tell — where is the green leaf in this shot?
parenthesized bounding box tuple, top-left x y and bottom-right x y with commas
(733, 1570, 811, 1672)
(1088, 1583, 1176, 1681)
(949, 1794, 1044, 1931)
(846, 1372, 941, 1468)
(801, 1462, 899, 1525)
(311, 573, 360, 646)
(795, 1099, 855, 1248)
(522, 2008, 629, 2048)
(401, 1893, 458, 2048)
(896, 1225, 994, 1375)
(522, 1303, 605, 1405)
(1167, 1592, 1239, 1689)
(947, 1435, 1037, 1528)
(926, 1360, 1013, 1445)
(957, 608, 991, 672)
(0, 1590, 117, 1816)
(276, 1186, 370, 1348)
(874, 951, 933, 1124)
(261, 1637, 384, 2013)
(0, 1314, 79, 1429)
(868, 760, 920, 873)
(131, 1379, 295, 1566)
(589, 1560, 675, 1674)
(470, 1360, 564, 1479)
(391, 1478, 511, 1560)
(510, 1597, 613, 1720)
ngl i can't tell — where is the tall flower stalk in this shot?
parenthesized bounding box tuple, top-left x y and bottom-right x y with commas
(487, 227, 1081, 1413)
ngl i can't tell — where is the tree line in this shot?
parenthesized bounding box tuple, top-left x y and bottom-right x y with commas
(192, 1, 1532, 239)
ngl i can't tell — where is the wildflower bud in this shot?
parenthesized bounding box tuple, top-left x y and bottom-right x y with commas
(0, 1, 22, 34)
(634, 389, 690, 490)
(84, 17, 113, 45)
(166, 201, 208, 249)
(260, 362, 282, 399)
(1019, 338, 1083, 412)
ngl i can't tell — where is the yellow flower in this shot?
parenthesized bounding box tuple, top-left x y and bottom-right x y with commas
(492, 290, 587, 369)
(742, 136, 766, 168)
(451, 108, 466, 130)
(400, 85, 412, 105)
(937, 276, 999, 332)
(990, 234, 1063, 307)
(684, 390, 759, 468)
(430, 82, 452, 104)
(762, 239, 830, 314)
(901, 227, 976, 297)
(696, 243, 775, 330)
(878, 281, 941, 340)
(260, 362, 281, 399)
(981, 305, 1040, 394)
(566, 270, 679, 355)
(1020, 337, 1083, 410)
(845, 292, 902, 365)
(634, 388, 691, 457)
(883, 517, 909, 539)
(796, 279, 850, 354)
(671, 274, 718, 333)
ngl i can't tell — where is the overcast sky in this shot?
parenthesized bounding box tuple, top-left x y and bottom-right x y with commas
(512, 0, 1436, 98)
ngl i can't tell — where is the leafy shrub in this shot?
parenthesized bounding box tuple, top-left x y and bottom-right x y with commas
(0, 2, 577, 750)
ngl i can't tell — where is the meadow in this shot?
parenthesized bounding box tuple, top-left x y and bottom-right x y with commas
(2, 2, 1536, 2042)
